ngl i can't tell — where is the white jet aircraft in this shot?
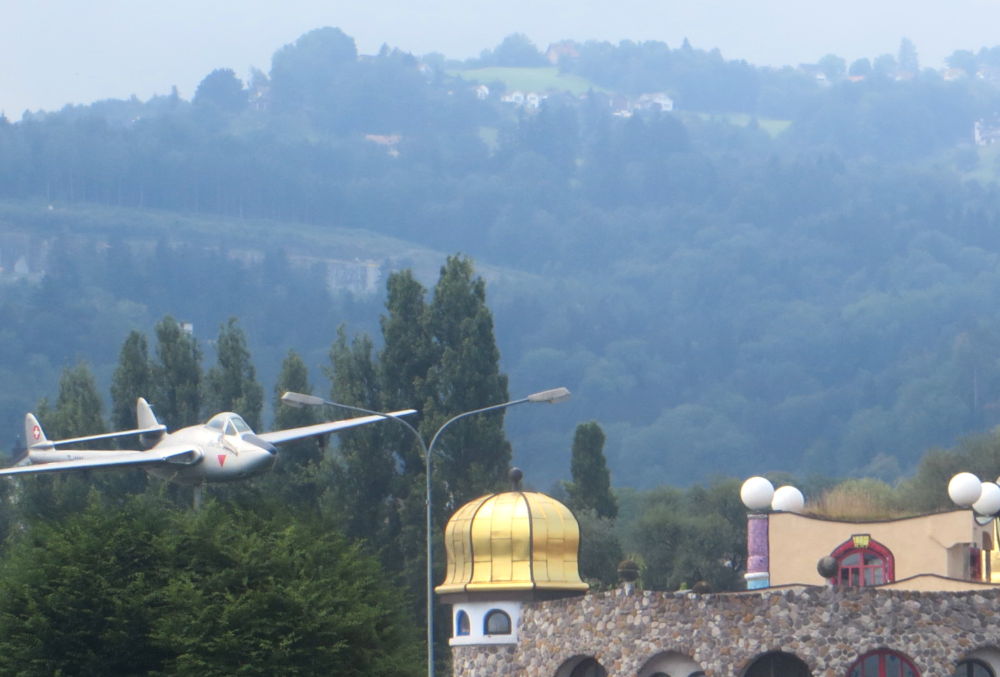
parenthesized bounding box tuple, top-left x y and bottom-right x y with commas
(1, 397, 415, 488)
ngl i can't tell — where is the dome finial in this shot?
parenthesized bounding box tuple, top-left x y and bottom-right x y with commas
(509, 467, 523, 490)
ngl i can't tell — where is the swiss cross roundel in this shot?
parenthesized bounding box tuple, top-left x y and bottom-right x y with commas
(32, 425, 40, 441)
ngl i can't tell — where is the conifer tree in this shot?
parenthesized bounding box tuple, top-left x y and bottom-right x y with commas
(378, 270, 434, 475)
(567, 421, 618, 519)
(327, 327, 396, 543)
(151, 316, 202, 429)
(272, 350, 321, 467)
(203, 317, 263, 430)
(424, 255, 511, 508)
(110, 330, 152, 432)
(42, 362, 106, 440)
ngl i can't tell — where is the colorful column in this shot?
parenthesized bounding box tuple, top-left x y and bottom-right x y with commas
(745, 512, 769, 590)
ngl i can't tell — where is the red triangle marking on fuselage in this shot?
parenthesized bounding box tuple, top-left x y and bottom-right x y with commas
(217, 454, 227, 467)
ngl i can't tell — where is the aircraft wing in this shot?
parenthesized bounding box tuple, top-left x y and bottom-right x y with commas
(0, 446, 201, 476)
(255, 409, 418, 445)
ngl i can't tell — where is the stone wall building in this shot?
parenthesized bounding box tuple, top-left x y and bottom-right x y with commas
(439, 482, 1000, 677)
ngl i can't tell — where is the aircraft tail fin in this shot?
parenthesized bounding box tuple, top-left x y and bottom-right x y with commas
(136, 398, 159, 429)
(24, 413, 49, 449)
(136, 398, 165, 448)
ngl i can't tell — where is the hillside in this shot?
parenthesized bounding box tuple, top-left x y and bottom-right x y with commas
(5, 28, 1000, 489)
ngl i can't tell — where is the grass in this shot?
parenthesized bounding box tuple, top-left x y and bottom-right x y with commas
(690, 112, 792, 138)
(806, 478, 910, 520)
(450, 67, 603, 96)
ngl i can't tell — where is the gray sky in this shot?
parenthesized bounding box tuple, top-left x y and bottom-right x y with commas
(5, 0, 1000, 118)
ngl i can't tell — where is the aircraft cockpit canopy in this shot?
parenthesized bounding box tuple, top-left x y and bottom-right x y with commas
(206, 412, 253, 435)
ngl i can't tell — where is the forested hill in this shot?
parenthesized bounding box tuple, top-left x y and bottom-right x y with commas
(4, 28, 1000, 487)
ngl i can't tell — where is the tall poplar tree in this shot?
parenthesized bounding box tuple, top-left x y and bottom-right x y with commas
(42, 362, 106, 440)
(327, 327, 396, 543)
(203, 318, 263, 430)
(110, 331, 152, 433)
(566, 421, 618, 519)
(424, 255, 511, 508)
(27, 362, 109, 518)
(272, 350, 321, 466)
(151, 316, 202, 429)
(378, 270, 434, 475)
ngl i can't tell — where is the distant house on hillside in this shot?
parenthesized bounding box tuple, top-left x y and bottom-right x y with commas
(635, 92, 674, 112)
(545, 41, 580, 65)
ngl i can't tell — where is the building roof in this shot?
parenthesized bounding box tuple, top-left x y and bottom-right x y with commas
(436, 490, 589, 600)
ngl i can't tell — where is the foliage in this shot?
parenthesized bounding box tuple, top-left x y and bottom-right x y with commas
(203, 317, 263, 430)
(424, 256, 512, 507)
(6, 26, 1000, 494)
(152, 316, 203, 429)
(618, 479, 745, 592)
(0, 493, 422, 676)
(110, 330, 153, 433)
(566, 421, 617, 519)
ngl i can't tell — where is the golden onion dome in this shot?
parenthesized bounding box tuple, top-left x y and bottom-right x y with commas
(435, 490, 589, 600)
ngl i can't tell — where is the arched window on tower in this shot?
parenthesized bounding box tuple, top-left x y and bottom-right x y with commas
(742, 651, 811, 677)
(484, 609, 511, 635)
(829, 535, 895, 586)
(954, 660, 995, 677)
(847, 649, 920, 677)
(569, 658, 608, 677)
(455, 610, 470, 636)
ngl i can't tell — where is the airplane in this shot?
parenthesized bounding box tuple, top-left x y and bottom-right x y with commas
(1, 397, 416, 502)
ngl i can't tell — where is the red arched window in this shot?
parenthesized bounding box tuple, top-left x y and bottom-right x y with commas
(848, 649, 919, 677)
(830, 535, 895, 586)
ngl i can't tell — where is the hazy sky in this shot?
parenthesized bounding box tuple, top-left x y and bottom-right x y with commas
(5, 0, 1000, 118)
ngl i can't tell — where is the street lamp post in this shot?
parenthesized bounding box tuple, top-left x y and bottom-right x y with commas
(281, 387, 571, 677)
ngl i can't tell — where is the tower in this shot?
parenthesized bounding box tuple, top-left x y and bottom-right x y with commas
(436, 486, 589, 647)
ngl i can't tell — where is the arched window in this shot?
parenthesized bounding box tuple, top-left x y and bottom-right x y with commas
(455, 610, 470, 636)
(569, 658, 608, 677)
(743, 651, 811, 677)
(484, 609, 511, 635)
(848, 649, 920, 677)
(954, 660, 994, 677)
(830, 536, 895, 586)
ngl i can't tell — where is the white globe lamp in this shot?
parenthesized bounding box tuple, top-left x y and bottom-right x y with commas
(973, 481, 1000, 517)
(741, 476, 775, 511)
(948, 472, 983, 508)
(771, 485, 805, 513)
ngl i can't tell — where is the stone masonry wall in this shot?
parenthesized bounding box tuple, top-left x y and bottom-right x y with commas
(450, 586, 1000, 676)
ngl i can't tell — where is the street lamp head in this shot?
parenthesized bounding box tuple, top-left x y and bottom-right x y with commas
(280, 391, 327, 408)
(526, 387, 571, 404)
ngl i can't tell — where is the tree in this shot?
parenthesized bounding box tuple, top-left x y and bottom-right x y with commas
(378, 270, 434, 476)
(424, 255, 511, 508)
(0, 493, 423, 676)
(272, 350, 321, 467)
(203, 317, 263, 430)
(110, 330, 152, 433)
(817, 54, 846, 81)
(269, 27, 358, 112)
(326, 327, 396, 544)
(898, 37, 919, 75)
(483, 33, 548, 67)
(193, 68, 247, 115)
(42, 361, 106, 440)
(849, 58, 872, 77)
(152, 316, 202, 429)
(566, 421, 618, 519)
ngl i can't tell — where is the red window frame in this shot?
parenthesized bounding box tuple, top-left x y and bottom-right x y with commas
(847, 649, 919, 677)
(829, 537, 894, 586)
